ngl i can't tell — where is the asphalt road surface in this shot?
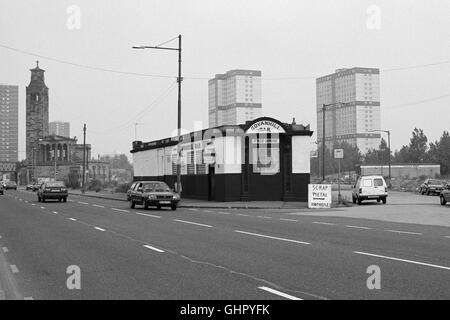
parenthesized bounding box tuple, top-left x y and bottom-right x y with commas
(0, 189, 449, 300)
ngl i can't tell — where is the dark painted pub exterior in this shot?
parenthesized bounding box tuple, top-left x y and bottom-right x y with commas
(131, 117, 313, 202)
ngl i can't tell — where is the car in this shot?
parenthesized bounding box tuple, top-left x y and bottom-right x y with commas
(440, 182, 450, 206)
(127, 182, 138, 201)
(0, 185, 3, 195)
(31, 182, 41, 192)
(128, 181, 180, 210)
(37, 181, 68, 202)
(419, 179, 445, 195)
(352, 175, 388, 205)
(3, 181, 17, 190)
(26, 184, 34, 191)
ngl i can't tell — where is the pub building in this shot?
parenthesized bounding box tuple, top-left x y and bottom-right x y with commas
(131, 117, 313, 202)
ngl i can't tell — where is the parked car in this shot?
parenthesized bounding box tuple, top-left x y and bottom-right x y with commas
(37, 181, 68, 202)
(352, 175, 388, 205)
(419, 179, 445, 195)
(128, 181, 179, 210)
(3, 181, 17, 190)
(127, 182, 138, 201)
(26, 184, 34, 191)
(31, 182, 41, 192)
(440, 182, 450, 206)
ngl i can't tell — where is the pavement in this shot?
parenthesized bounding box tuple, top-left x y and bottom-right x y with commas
(0, 188, 449, 299)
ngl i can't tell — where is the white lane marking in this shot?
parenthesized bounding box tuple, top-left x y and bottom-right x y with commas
(384, 230, 423, 235)
(236, 213, 249, 217)
(217, 211, 231, 215)
(111, 208, 129, 213)
(2, 247, 8, 253)
(235, 230, 310, 245)
(354, 251, 450, 271)
(40, 206, 45, 209)
(24, 201, 28, 203)
(69, 218, 77, 221)
(94, 227, 106, 232)
(78, 201, 89, 205)
(19, 199, 22, 201)
(92, 204, 105, 208)
(174, 219, 213, 228)
(135, 212, 161, 218)
(257, 216, 272, 219)
(10, 265, 19, 273)
(52, 211, 58, 214)
(0, 235, 2, 239)
(204, 210, 214, 213)
(280, 218, 298, 222)
(31, 204, 36, 206)
(312, 221, 335, 226)
(445, 236, 450, 239)
(346, 225, 372, 230)
(258, 286, 302, 300)
(143, 244, 164, 253)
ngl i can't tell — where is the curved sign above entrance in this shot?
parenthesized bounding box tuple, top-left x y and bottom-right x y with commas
(245, 118, 286, 134)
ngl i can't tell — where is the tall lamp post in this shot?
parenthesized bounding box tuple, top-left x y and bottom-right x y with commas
(370, 129, 391, 187)
(132, 35, 183, 194)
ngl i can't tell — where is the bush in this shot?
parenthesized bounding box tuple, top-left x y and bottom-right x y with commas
(115, 182, 132, 193)
(87, 179, 103, 192)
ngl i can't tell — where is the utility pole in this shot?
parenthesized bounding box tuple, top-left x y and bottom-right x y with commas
(132, 35, 183, 194)
(370, 129, 391, 188)
(54, 143, 57, 180)
(322, 104, 326, 182)
(82, 124, 86, 194)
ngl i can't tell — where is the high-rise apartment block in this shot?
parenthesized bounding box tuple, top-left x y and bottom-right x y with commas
(208, 69, 262, 127)
(316, 67, 381, 155)
(0, 84, 19, 163)
(49, 121, 70, 138)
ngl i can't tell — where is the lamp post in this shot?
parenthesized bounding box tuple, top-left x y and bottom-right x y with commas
(370, 129, 391, 187)
(132, 35, 183, 194)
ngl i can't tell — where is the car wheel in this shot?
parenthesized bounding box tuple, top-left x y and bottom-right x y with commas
(129, 200, 135, 209)
(171, 205, 177, 211)
(426, 190, 431, 196)
(42, 197, 46, 203)
(143, 200, 149, 210)
(59, 198, 62, 202)
(63, 197, 67, 203)
(377, 199, 380, 203)
(441, 196, 447, 206)
(382, 198, 387, 204)
(352, 196, 356, 204)
(357, 197, 362, 205)
(37, 196, 41, 202)
(156, 205, 162, 210)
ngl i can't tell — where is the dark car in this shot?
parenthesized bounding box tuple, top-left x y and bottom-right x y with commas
(31, 182, 41, 192)
(37, 181, 68, 202)
(128, 181, 180, 210)
(0, 185, 3, 195)
(3, 181, 17, 190)
(127, 182, 138, 201)
(440, 182, 450, 206)
(420, 179, 445, 195)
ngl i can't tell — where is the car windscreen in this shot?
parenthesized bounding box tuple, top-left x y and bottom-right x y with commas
(429, 180, 443, 185)
(142, 182, 170, 192)
(46, 182, 66, 187)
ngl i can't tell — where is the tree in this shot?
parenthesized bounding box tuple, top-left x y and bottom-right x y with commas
(408, 128, 428, 163)
(427, 131, 450, 175)
(364, 138, 390, 165)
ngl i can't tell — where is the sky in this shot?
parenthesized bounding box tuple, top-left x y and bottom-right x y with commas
(1, 0, 449, 161)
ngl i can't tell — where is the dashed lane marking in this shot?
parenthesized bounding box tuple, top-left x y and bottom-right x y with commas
(2, 247, 8, 253)
(280, 218, 299, 222)
(92, 204, 105, 208)
(258, 286, 303, 300)
(354, 251, 450, 271)
(135, 212, 161, 218)
(346, 225, 372, 230)
(69, 218, 77, 221)
(312, 221, 335, 226)
(174, 219, 213, 228)
(235, 230, 310, 245)
(52, 211, 58, 214)
(111, 208, 129, 213)
(94, 227, 106, 232)
(10, 265, 19, 273)
(257, 216, 272, 219)
(40, 207, 45, 209)
(384, 230, 423, 236)
(78, 201, 89, 205)
(143, 244, 165, 253)
(236, 213, 249, 217)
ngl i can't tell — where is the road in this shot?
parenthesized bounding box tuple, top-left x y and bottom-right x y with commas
(0, 189, 449, 300)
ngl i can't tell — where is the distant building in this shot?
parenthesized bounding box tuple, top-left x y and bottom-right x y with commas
(49, 121, 70, 138)
(208, 69, 262, 127)
(0, 84, 19, 167)
(26, 61, 49, 181)
(316, 67, 381, 155)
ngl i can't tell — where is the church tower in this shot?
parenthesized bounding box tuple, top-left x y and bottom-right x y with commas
(26, 61, 49, 179)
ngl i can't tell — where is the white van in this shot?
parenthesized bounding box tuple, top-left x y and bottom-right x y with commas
(352, 175, 388, 205)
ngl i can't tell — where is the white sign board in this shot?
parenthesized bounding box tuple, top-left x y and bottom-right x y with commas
(246, 120, 286, 134)
(308, 184, 332, 209)
(334, 149, 344, 159)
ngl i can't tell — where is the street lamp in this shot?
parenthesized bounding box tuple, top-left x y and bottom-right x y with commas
(132, 35, 183, 194)
(369, 129, 391, 187)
